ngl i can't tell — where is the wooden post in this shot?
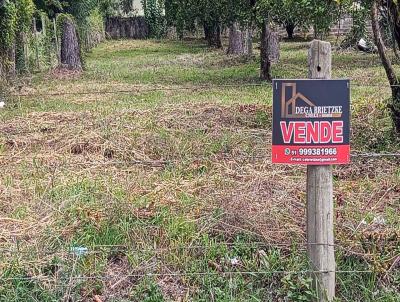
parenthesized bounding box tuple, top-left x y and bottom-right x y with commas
(307, 40, 335, 301)
(53, 18, 60, 65)
(41, 14, 47, 36)
(33, 17, 40, 70)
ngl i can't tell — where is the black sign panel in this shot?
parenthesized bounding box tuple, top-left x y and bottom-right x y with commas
(272, 79, 350, 165)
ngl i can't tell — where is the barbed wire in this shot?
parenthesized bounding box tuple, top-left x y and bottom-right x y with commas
(0, 241, 381, 281)
(0, 270, 376, 282)
(3, 84, 399, 162)
(350, 152, 400, 158)
(5, 82, 397, 98)
(0, 154, 399, 176)
(2, 239, 393, 272)
(9, 83, 270, 98)
(1, 84, 397, 285)
(2, 152, 400, 171)
(0, 241, 365, 256)
(0, 238, 394, 282)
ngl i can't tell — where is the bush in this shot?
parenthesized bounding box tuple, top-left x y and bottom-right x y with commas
(15, 0, 35, 73)
(79, 8, 106, 52)
(142, 0, 166, 39)
(0, 1, 17, 76)
(341, 3, 370, 49)
(26, 11, 58, 71)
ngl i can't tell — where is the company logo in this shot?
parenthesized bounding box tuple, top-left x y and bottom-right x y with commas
(281, 83, 343, 119)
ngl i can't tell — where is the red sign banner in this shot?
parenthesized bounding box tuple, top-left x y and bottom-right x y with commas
(272, 79, 350, 165)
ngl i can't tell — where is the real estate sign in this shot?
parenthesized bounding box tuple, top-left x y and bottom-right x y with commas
(272, 79, 350, 165)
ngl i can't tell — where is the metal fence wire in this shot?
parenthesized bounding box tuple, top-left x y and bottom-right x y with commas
(6, 82, 400, 98)
(0, 83, 399, 300)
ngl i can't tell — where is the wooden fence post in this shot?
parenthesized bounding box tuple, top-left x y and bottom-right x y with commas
(33, 17, 40, 70)
(307, 40, 335, 301)
(53, 18, 60, 65)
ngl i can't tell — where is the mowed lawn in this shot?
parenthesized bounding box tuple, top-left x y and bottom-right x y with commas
(0, 39, 399, 301)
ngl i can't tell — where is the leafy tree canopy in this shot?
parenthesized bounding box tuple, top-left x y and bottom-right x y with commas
(33, 0, 118, 19)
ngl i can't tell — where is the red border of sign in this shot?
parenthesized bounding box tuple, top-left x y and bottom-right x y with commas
(272, 79, 350, 165)
(272, 145, 350, 165)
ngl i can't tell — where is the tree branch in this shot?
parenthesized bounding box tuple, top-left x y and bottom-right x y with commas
(371, 0, 398, 85)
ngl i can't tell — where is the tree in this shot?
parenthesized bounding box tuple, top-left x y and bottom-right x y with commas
(341, 1, 370, 48)
(200, 0, 224, 48)
(15, 0, 35, 73)
(227, 22, 246, 55)
(33, 0, 63, 18)
(165, 0, 197, 39)
(34, 0, 113, 64)
(256, 0, 280, 81)
(0, 0, 34, 76)
(226, 0, 255, 55)
(0, 0, 17, 77)
(371, 0, 400, 132)
(165, 0, 254, 49)
(33, 0, 115, 19)
(300, 0, 342, 39)
(259, 18, 279, 80)
(59, 14, 82, 70)
(165, 0, 226, 47)
(142, 0, 165, 38)
(269, 0, 309, 39)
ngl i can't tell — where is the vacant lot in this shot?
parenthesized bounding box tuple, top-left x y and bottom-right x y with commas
(0, 39, 399, 301)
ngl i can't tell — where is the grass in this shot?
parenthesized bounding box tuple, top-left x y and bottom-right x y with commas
(0, 38, 399, 301)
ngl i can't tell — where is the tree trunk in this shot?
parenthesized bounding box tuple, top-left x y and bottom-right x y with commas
(204, 22, 222, 48)
(371, 0, 400, 132)
(203, 23, 210, 42)
(385, 1, 400, 59)
(260, 20, 271, 81)
(227, 22, 245, 55)
(60, 16, 82, 70)
(388, 0, 400, 50)
(390, 87, 400, 133)
(260, 20, 280, 81)
(244, 22, 253, 56)
(285, 23, 295, 39)
(313, 24, 322, 40)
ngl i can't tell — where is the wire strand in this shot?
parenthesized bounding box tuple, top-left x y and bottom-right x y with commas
(9, 83, 270, 98)
(6, 82, 397, 98)
(0, 270, 376, 282)
(0, 241, 362, 255)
